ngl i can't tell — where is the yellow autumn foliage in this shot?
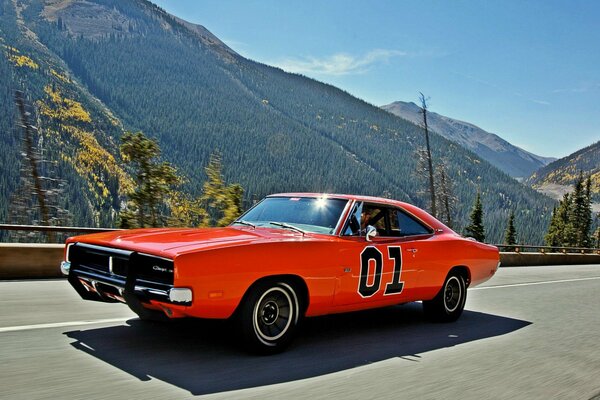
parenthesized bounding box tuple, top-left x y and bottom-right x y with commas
(8, 54, 39, 69)
(50, 68, 70, 83)
(61, 125, 133, 201)
(39, 85, 91, 123)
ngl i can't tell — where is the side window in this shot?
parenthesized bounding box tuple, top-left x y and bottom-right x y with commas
(393, 209, 432, 236)
(342, 202, 363, 236)
(342, 203, 386, 236)
(362, 205, 386, 235)
(343, 203, 432, 237)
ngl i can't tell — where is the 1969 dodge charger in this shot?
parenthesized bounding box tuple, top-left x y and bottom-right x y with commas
(61, 193, 499, 353)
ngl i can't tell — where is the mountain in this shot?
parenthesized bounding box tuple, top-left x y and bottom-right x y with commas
(527, 140, 600, 205)
(382, 101, 556, 179)
(0, 0, 555, 244)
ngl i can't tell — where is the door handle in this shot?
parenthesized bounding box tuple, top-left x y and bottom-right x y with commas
(406, 248, 418, 253)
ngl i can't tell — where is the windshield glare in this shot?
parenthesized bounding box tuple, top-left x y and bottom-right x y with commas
(236, 197, 348, 234)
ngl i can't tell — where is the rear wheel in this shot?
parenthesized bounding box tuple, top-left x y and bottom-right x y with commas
(237, 281, 302, 354)
(423, 271, 467, 322)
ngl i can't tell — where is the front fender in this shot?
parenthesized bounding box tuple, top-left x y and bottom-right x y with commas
(172, 240, 342, 318)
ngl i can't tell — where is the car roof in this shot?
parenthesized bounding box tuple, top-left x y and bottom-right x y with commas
(268, 192, 409, 208)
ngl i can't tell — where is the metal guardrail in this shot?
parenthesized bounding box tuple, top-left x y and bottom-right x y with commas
(494, 244, 600, 255)
(0, 224, 120, 234)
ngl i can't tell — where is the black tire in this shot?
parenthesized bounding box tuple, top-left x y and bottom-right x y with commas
(237, 281, 302, 354)
(423, 271, 467, 322)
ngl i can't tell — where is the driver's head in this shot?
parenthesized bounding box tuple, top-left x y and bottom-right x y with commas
(361, 211, 371, 229)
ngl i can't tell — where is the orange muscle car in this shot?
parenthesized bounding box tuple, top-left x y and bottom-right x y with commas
(61, 193, 499, 353)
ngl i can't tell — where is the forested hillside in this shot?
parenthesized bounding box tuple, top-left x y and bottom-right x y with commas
(528, 141, 600, 202)
(0, 0, 556, 243)
(0, 0, 132, 230)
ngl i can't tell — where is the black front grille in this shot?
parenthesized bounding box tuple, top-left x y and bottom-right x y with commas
(111, 257, 129, 276)
(69, 243, 174, 286)
(134, 253, 174, 285)
(70, 245, 114, 274)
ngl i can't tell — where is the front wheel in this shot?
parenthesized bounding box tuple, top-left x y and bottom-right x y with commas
(423, 272, 467, 322)
(237, 281, 302, 354)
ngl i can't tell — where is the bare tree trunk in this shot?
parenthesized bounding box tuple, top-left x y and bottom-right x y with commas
(439, 165, 453, 228)
(15, 91, 55, 242)
(419, 92, 436, 217)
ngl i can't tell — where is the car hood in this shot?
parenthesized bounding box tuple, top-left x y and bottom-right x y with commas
(68, 226, 315, 258)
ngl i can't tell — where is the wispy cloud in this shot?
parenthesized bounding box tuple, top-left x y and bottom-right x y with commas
(552, 82, 600, 94)
(273, 49, 407, 76)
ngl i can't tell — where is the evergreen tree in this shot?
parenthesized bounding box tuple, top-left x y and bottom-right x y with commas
(568, 173, 592, 247)
(544, 175, 594, 249)
(504, 210, 517, 245)
(545, 205, 562, 248)
(465, 191, 485, 242)
(119, 131, 181, 228)
(200, 152, 244, 227)
(167, 190, 208, 228)
(545, 192, 575, 247)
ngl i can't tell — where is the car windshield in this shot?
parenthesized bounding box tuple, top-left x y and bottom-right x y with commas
(234, 196, 349, 234)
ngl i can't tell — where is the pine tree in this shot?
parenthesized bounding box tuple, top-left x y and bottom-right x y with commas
(465, 191, 485, 242)
(544, 192, 575, 247)
(504, 210, 517, 245)
(544, 176, 594, 249)
(119, 131, 181, 228)
(568, 173, 592, 247)
(200, 152, 244, 227)
(545, 205, 562, 248)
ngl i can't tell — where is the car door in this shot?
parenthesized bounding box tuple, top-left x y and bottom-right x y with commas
(332, 202, 433, 306)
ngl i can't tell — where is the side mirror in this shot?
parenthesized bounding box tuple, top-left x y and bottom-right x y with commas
(365, 225, 377, 242)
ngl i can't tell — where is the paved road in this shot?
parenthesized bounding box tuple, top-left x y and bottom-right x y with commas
(1, 265, 600, 399)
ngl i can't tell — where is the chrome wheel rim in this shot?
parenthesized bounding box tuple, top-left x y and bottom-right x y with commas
(444, 276, 462, 313)
(253, 287, 294, 345)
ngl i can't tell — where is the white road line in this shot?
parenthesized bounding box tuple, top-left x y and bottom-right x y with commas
(2, 276, 599, 333)
(0, 317, 130, 333)
(472, 276, 600, 290)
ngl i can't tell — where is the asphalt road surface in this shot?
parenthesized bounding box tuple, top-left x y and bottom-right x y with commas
(1, 264, 600, 399)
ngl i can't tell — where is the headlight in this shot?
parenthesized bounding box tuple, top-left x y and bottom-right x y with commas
(60, 261, 71, 276)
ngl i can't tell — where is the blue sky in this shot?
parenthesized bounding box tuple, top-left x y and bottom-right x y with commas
(153, 0, 600, 158)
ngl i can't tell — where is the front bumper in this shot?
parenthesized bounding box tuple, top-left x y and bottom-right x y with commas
(65, 243, 192, 310)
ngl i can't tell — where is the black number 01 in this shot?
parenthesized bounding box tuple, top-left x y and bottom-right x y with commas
(358, 246, 404, 298)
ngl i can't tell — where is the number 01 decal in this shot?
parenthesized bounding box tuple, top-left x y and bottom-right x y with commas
(358, 246, 404, 298)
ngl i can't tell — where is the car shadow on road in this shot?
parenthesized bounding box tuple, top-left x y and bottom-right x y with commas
(64, 304, 530, 395)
